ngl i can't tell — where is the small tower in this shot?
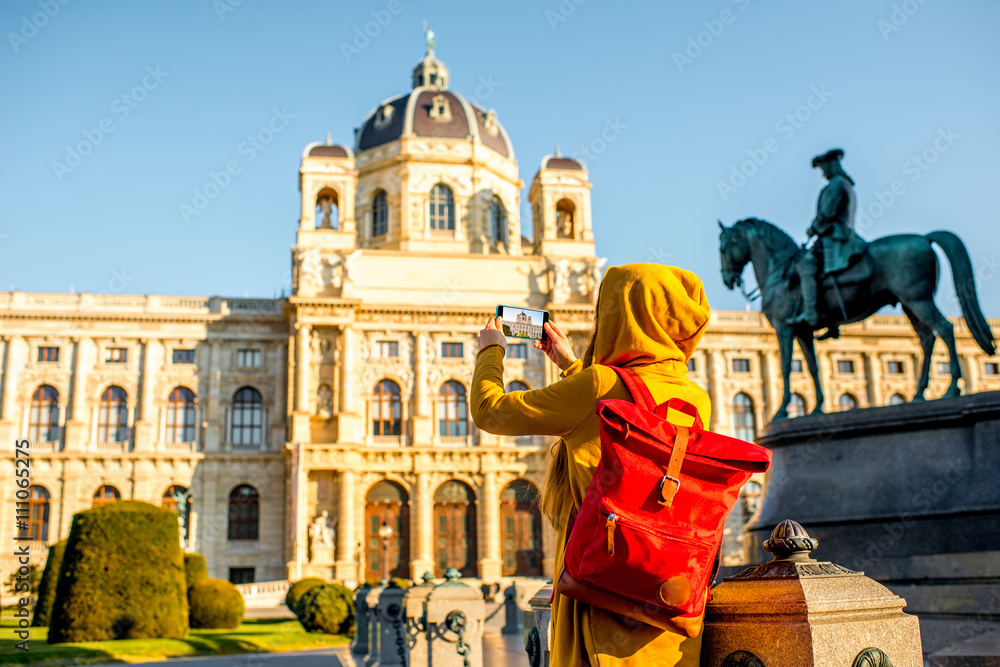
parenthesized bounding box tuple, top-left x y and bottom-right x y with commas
(412, 21, 449, 90)
(528, 152, 596, 258)
(297, 138, 358, 249)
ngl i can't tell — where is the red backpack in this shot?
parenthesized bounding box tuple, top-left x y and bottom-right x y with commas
(558, 366, 772, 635)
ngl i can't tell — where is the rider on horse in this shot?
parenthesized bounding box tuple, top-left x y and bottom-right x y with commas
(787, 148, 868, 328)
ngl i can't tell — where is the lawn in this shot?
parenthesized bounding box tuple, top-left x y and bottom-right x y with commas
(0, 617, 349, 665)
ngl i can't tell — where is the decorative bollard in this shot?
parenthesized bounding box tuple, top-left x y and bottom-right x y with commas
(425, 568, 486, 667)
(702, 519, 924, 667)
(376, 580, 408, 667)
(352, 582, 372, 656)
(524, 583, 552, 667)
(403, 572, 437, 667)
(501, 582, 525, 635)
(364, 581, 386, 667)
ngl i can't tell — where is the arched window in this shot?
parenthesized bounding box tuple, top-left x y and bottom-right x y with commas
(555, 198, 575, 238)
(731, 393, 756, 441)
(787, 393, 806, 419)
(29, 385, 59, 443)
(429, 184, 455, 231)
(315, 188, 339, 230)
(166, 387, 197, 443)
(889, 393, 906, 406)
(98, 386, 128, 443)
(439, 381, 467, 437)
(839, 393, 858, 411)
(231, 387, 263, 446)
(25, 485, 50, 541)
(228, 485, 259, 540)
(506, 381, 529, 393)
(501, 480, 543, 576)
(488, 196, 506, 243)
(434, 480, 478, 577)
(373, 379, 402, 436)
(372, 190, 388, 237)
(92, 484, 121, 507)
(162, 485, 192, 540)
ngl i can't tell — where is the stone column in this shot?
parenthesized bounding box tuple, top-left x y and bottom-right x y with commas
(339, 326, 355, 413)
(864, 351, 883, 407)
(817, 351, 833, 412)
(411, 472, 434, 577)
(335, 470, 357, 583)
(411, 332, 432, 444)
(962, 353, 979, 393)
(479, 472, 502, 582)
(204, 341, 222, 452)
(0, 335, 22, 443)
(63, 337, 91, 450)
(706, 349, 727, 432)
(288, 443, 305, 581)
(296, 324, 311, 413)
(759, 350, 780, 419)
(134, 338, 160, 451)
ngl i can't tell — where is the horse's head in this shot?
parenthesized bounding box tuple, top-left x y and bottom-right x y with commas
(718, 220, 750, 290)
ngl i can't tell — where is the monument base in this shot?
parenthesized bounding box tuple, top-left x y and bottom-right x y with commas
(746, 391, 1000, 660)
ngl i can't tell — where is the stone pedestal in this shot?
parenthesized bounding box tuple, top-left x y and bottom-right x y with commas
(425, 568, 486, 667)
(351, 583, 371, 656)
(703, 520, 923, 667)
(525, 584, 552, 667)
(376, 581, 407, 667)
(747, 392, 1000, 658)
(364, 583, 386, 666)
(501, 583, 525, 635)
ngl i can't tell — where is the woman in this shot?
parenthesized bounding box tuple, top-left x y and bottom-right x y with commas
(471, 263, 711, 666)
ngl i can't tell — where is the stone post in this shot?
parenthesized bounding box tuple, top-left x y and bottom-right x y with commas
(403, 572, 436, 667)
(376, 581, 408, 667)
(501, 583, 524, 635)
(335, 470, 356, 583)
(412, 331, 432, 443)
(63, 336, 90, 448)
(364, 582, 385, 666)
(479, 472, 502, 582)
(524, 584, 553, 667)
(706, 349, 727, 432)
(134, 338, 160, 451)
(702, 519, 923, 666)
(425, 568, 486, 667)
(0, 335, 23, 444)
(351, 582, 372, 656)
(864, 351, 883, 407)
(412, 472, 435, 577)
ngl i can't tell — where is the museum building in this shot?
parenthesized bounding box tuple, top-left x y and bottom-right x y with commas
(2, 46, 998, 586)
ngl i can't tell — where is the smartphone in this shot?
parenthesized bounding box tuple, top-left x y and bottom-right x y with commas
(495, 305, 550, 343)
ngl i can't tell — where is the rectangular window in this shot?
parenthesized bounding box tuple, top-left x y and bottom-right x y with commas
(837, 359, 856, 374)
(886, 361, 905, 375)
(172, 349, 195, 364)
(106, 347, 128, 364)
(509, 343, 527, 359)
(374, 341, 399, 358)
(791, 359, 803, 373)
(38, 346, 59, 363)
(442, 342, 463, 358)
(686, 358, 696, 373)
(237, 349, 262, 367)
(228, 567, 255, 585)
(732, 358, 751, 373)
(986, 362, 1000, 377)
(936, 362, 950, 374)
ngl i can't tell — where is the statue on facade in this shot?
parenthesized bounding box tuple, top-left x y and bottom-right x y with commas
(308, 510, 335, 562)
(317, 195, 334, 229)
(422, 20, 435, 52)
(718, 148, 996, 421)
(169, 487, 192, 551)
(317, 384, 334, 418)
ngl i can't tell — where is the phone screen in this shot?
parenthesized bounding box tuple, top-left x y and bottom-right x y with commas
(496, 305, 549, 342)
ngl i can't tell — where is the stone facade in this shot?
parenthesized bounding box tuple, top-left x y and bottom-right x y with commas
(2, 47, 998, 588)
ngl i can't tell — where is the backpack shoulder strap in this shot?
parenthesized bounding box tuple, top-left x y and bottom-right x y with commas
(607, 366, 656, 412)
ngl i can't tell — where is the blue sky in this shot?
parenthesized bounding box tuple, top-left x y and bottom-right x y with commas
(2, 0, 999, 318)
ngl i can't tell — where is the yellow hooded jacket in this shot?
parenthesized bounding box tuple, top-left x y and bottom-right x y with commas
(471, 264, 712, 667)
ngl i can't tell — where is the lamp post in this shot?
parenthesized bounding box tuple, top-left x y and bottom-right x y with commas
(378, 521, 394, 584)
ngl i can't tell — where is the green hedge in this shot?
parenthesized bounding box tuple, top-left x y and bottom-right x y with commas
(47, 501, 188, 643)
(183, 553, 208, 591)
(297, 583, 355, 636)
(188, 578, 244, 629)
(31, 540, 67, 627)
(285, 577, 326, 616)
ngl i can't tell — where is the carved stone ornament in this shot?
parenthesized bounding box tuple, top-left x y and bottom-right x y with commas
(720, 650, 766, 667)
(853, 648, 893, 667)
(727, 519, 859, 581)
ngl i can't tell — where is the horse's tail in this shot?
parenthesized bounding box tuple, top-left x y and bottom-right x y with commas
(926, 231, 996, 355)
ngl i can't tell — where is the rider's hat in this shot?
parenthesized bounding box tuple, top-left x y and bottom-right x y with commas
(811, 148, 844, 167)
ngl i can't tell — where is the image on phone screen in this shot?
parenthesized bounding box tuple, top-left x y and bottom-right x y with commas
(495, 305, 549, 342)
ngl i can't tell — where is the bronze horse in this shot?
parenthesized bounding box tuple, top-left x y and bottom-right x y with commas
(719, 218, 996, 421)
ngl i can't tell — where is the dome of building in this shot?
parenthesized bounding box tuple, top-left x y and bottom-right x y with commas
(354, 49, 514, 160)
(540, 154, 585, 171)
(307, 144, 352, 158)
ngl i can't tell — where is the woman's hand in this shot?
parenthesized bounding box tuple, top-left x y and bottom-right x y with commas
(535, 321, 577, 371)
(478, 315, 507, 353)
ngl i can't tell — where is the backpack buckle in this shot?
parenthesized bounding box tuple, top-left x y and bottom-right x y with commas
(658, 474, 681, 507)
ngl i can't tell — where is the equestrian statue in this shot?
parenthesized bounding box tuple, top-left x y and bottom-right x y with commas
(718, 148, 996, 421)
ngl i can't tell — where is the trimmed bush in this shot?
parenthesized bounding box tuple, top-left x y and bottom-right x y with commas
(183, 553, 208, 591)
(188, 578, 244, 629)
(285, 577, 326, 616)
(48, 500, 188, 643)
(32, 540, 67, 627)
(297, 583, 355, 635)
